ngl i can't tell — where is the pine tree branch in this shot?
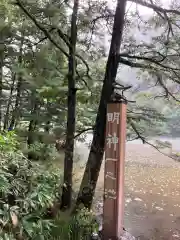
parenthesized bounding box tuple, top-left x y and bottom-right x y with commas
(15, 0, 92, 79)
(149, 0, 174, 42)
(128, 0, 180, 15)
(119, 57, 180, 102)
(155, 74, 180, 102)
(119, 53, 180, 84)
(128, 118, 179, 161)
(130, 0, 179, 42)
(119, 53, 180, 71)
(75, 70, 91, 93)
(74, 127, 94, 139)
(15, 0, 69, 58)
(119, 57, 152, 69)
(128, 118, 146, 143)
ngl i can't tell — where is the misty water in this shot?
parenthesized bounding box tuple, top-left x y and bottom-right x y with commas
(75, 133, 180, 156)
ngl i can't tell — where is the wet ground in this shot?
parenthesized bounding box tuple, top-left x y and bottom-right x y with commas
(124, 163, 180, 239)
(125, 144, 180, 239)
(85, 143, 180, 240)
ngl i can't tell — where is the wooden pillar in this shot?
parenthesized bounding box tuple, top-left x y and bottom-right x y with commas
(102, 99, 127, 240)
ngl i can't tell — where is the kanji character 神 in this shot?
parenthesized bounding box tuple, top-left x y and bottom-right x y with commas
(106, 133, 119, 151)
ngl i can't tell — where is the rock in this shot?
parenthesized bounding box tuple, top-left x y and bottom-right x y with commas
(171, 153, 180, 162)
(94, 214, 136, 240)
(120, 231, 136, 240)
(94, 231, 136, 240)
(95, 214, 103, 231)
(91, 232, 100, 239)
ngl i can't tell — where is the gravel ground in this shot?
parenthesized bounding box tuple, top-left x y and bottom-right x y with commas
(125, 143, 180, 167)
(91, 143, 180, 240)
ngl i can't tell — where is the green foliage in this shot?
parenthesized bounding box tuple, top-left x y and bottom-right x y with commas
(155, 140, 172, 149)
(0, 132, 61, 239)
(0, 131, 19, 152)
(27, 142, 56, 161)
(73, 208, 98, 234)
(0, 133, 97, 240)
(51, 208, 98, 240)
(163, 102, 180, 136)
(1, 0, 180, 238)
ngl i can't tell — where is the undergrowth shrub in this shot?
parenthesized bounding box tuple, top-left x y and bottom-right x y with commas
(0, 131, 19, 152)
(25, 142, 56, 161)
(0, 132, 97, 240)
(0, 132, 61, 240)
(51, 208, 98, 240)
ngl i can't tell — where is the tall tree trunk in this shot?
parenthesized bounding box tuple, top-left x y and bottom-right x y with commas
(0, 53, 3, 131)
(74, 0, 127, 210)
(60, 0, 79, 210)
(44, 102, 51, 134)
(27, 98, 39, 147)
(9, 39, 23, 130)
(44, 120, 50, 133)
(4, 73, 16, 130)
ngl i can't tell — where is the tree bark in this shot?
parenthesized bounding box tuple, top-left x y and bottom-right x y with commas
(9, 38, 23, 130)
(74, 0, 127, 210)
(27, 97, 39, 147)
(4, 72, 16, 130)
(44, 120, 51, 133)
(60, 0, 79, 210)
(0, 53, 2, 131)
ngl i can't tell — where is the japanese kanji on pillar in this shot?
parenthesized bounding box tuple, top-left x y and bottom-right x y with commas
(103, 100, 127, 240)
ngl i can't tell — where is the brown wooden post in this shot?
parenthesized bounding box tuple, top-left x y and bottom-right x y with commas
(102, 98, 127, 240)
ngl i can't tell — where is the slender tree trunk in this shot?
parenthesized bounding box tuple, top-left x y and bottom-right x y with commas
(60, 0, 79, 210)
(44, 120, 51, 133)
(0, 53, 3, 131)
(4, 73, 16, 130)
(9, 39, 23, 130)
(74, 0, 127, 210)
(9, 73, 22, 129)
(44, 102, 51, 134)
(27, 96, 40, 160)
(27, 98, 39, 147)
